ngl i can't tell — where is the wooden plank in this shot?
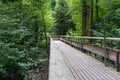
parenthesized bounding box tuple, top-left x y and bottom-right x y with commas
(54, 40, 120, 80)
(49, 39, 74, 80)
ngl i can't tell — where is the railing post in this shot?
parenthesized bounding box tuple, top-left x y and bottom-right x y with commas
(116, 52, 120, 72)
(101, 40, 103, 47)
(81, 43, 84, 52)
(104, 18, 109, 66)
(81, 43, 87, 53)
(110, 40, 113, 49)
(93, 39, 96, 45)
(78, 37, 79, 42)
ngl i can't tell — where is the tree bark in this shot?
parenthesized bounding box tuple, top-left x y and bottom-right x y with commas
(88, 0, 94, 37)
(96, 0, 99, 22)
(34, 16, 39, 44)
(82, 0, 87, 36)
(40, 1, 49, 54)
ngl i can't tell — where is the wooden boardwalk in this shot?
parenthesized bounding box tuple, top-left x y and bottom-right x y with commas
(49, 39, 74, 80)
(49, 39, 120, 80)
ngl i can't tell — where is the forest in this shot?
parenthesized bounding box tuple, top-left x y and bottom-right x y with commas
(0, 0, 120, 80)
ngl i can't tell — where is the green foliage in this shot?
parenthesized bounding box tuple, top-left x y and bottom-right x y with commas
(67, 0, 82, 36)
(0, 0, 52, 80)
(93, 0, 120, 37)
(66, 0, 120, 48)
(50, 0, 56, 10)
(52, 0, 75, 35)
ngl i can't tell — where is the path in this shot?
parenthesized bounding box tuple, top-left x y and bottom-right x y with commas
(49, 39, 120, 80)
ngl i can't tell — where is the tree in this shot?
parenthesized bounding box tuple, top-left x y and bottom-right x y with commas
(39, 0, 48, 53)
(53, 0, 75, 35)
(96, 0, 99, 22)
(34, 15, 39, 44)
(88, 0, 94, 37)
(82, 0, 87, 36)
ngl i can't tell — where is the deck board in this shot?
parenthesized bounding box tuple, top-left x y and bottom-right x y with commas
(49, 39, 74, 80)
(49, 40, 120, 80)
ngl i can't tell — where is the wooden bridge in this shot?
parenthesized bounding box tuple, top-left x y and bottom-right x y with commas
(49, 36, 120, 80)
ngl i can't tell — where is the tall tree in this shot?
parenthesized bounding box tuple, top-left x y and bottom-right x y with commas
(82, 0, 87, 36)
(39, 0, 48, 53)
(34, 15, 39, 44)
(88, 0, 94, 37)
(96, 0, 99, 22)
(53, 0, 75, 35)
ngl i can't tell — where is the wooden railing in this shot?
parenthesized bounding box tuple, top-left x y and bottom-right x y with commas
(52, 36, 120, 71)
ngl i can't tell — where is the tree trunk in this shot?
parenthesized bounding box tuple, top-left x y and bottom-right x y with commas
(82, 0, 87, 36)
(40, 1, 49, 54)
(34, 16, 39, 44)
(88, 0, 94, 37)
(96, 0, 99, 22)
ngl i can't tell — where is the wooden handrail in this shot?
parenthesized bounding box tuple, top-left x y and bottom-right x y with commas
(51, 36, 120, 71)
(59, 38, 120, 71)
(64, 36, 120, 41)
(51, 35, 120, 41)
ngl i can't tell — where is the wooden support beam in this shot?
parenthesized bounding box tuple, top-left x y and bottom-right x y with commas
(117, 52, 120, 72)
